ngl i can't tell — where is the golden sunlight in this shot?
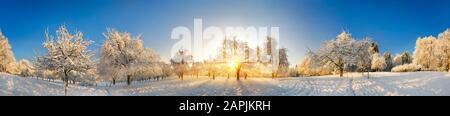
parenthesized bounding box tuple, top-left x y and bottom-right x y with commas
(227, 60, 238, 69)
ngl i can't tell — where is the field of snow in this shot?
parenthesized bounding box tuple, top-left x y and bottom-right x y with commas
(1, 72, 450, 96)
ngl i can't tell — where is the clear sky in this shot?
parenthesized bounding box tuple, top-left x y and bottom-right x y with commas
(1, 0, 450, 65)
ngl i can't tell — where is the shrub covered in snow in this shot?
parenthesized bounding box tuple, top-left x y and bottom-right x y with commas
(391, 64, 423, 72)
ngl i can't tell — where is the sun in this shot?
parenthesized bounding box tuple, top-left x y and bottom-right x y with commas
(227, 58, 241, 70)
(228, 61, 237, 69)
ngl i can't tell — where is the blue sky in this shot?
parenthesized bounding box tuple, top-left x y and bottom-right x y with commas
(1, 0, 450, 65)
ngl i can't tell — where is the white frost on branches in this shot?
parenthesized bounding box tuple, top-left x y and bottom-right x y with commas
(17, 59, 34, 77)
(371, 53, 386, 72)
(98, 29, 162, 85)
(0, 30, 17, 74)
(35, 25, 94, 95)
(412, 29, 450, 71)
(308, 31, 373, 77)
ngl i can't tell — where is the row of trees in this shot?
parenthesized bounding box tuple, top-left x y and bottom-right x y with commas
(170, 36, 295, 80)
(1, 25, 294, 93)
(300, 31, 373, 77)
(298, 31, 414, 77)
(299, 29, 450, 77)
(412, 29, 450, 71)
(0, 26, 169, 95)
(0, 30, 35, 77)
(98, 29, 164, 85)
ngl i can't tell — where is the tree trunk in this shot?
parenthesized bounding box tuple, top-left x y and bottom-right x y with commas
(64, 71, 69, 96)
(127, 75, 131, 85)
(236, 69, 240, 81)
(0, 65, 4, 72)
(244, 72, 247, 79)
(447, 60, 450, 72)
(112, 78, 116, 85)
(64, 82, 68, 96)
(339, 68, 344, 77)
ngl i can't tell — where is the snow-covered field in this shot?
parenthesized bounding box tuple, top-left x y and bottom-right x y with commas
(1, 72, 450, 96)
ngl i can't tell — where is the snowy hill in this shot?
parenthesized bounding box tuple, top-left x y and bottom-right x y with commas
(1, 72, 450, 96)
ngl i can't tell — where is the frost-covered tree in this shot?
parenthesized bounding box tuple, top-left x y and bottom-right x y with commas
(297, 55, 333, 76)
(371, 53, 386, 72)
(266, 37, 273, 56)
(97, 61, 120, 85)
(189, 62, 202, 78)
(413, 36, 438, 69)
(369, 42, 379, 55)
(392, 54, 403, 67)
(131, 48, 163, 81)
(278, 48, 290, 77)
(309, 31, 372, 77)
(171, 49, 192, 80)
(354, 38, 373, 75)
(145, 49, 163, 79)
(401, 51, 412, 65)
(204, 61, 219, 79)
(17, 59, 34, 77)
(256, 46, 261, 62)
(383, 51, 393, 71)
(436, 29, 450, 71)
(99, 29, 146, 85)
(297, 55, 314, 76)
(409, 29, 450, 71)
(160, 62, 172, 79)
(392, 51, 413, 69)
(35, 25, 93, 95)
(0, 30, 17, 74)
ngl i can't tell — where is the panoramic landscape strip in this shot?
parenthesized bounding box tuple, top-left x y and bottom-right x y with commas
(1, 0, 450, 96)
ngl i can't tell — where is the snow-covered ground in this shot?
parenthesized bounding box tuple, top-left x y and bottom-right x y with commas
(1, 72, 450, 96)
(0, 73, 108, 96)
